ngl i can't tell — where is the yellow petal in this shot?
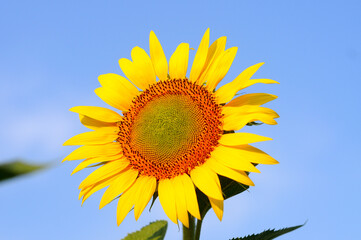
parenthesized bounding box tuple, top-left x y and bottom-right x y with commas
(116, 182, 138, 226)
(179, 174, 201, 220)
(134, 175, 157, 220)
(118, 46, 156, 90)
(222, 106, 279, 131)
(189, 28, 209, 82)
(197, 36, 227, 85)
(158, 179, 178, 224)
(149, 31, 168, 80)
(70, 106, 122, 123)
(215, 62, 279, 104)
(169, 43, 189, 79)
(223, 106, 279, 118)
(190, 165, 223, 200)
(230, 145, 279, 165)
(218, 133, 272, 146)
(209, 197, 223, 221)
(63, 127, 119, 146)
(95, 87, 131, 111)
(226, 93, 278, 107)
(223, 113, 278, 131)
(115, 175, 156, 224)
(171, 176, 189, 228)
(99, 168, 138, 209)
(240, 78, 279, 90)
(72, 155, 123, 175)
(79, 115, 117, 130)
(63, 142, 122, 161)
(79, 159, 130, 189)
(215, 62, 264, 103)
(80, 174, 118, 205)
(205, 47, 238, 91)
(205, 158, 254, 186)
(98, 73, 139, 98)
(211, 145, 260, 173)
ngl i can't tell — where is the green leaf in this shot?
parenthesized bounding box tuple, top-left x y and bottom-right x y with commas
(149, 191, 158, 212)
(246, 121, 263, 126)
(198, 130, 251, 216)
(221, 175, 249, 199)
(122, 220, 168, 240)
(230, 223, 304, 240)
(86, 162, 107, 168)
(197, 175, 249, 218)
(0, 160, 46, 182)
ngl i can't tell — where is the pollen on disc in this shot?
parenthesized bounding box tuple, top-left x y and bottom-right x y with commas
(117, 79, 223, 179)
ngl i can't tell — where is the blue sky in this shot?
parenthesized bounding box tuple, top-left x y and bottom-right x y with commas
(1, 0, 360, 239)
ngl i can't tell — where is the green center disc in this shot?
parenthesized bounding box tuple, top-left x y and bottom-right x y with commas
(130, 94, 203, 163)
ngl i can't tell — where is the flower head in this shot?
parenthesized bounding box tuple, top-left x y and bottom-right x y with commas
(63, 29, 279, 227)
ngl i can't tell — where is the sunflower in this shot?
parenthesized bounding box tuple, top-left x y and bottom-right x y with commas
(63, 29, 279, 227)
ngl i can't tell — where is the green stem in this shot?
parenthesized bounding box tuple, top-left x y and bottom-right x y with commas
(182, 214, 195, 240)
(195, 219, 203, 240)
